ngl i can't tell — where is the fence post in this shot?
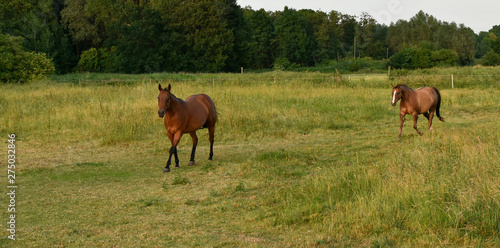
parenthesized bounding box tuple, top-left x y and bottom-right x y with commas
(451, 74, 454, 89)
(241, 67, 243, 74)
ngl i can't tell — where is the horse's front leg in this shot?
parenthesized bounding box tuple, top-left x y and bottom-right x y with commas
(164, 146, 176, 172)
(188, 132, 198, 166)
(413, 114, 423, 135)
(398, 113, 405, 140)
(164, 132, 182, 172)
(164, 132, 173, 172)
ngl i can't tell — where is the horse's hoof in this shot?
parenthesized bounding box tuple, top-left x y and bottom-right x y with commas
(189, 161, 195, 166)
(163, 168, 170, 173)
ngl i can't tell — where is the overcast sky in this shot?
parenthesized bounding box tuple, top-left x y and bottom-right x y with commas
(237, 0, 499, 34)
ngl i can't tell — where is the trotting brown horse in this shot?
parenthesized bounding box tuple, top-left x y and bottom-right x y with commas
(391, 84, 444, 139)
(158, 84, 217, 172)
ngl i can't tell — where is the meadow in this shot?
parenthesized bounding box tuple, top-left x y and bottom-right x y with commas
(0, 67, 499, 247)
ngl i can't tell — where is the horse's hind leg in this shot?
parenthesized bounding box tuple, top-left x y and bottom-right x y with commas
(208, 125, 215, 160)
(413, 114, 423, 136)
(427, 110, 435, 131)
(189, 132, 198, 166)
(423, 111, 430, 120)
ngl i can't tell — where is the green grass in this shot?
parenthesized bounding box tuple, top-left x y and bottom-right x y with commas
(0, 68, 499, 247)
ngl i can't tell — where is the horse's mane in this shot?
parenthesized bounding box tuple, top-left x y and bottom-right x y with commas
(163, 89, 181, 101)
(397, 84, 414, 91)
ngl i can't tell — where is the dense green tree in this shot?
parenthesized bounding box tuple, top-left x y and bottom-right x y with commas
(452, 24, 476, 65)
(388, 11, 441, 52)
(387, 19, 410, 54)
(61, 0, 123, 55)
(408, 11, 437, 42)
(298, 10, 343, 64)
(356, 13, 387, 59)
(245, 8, 276, 69)
(490, 25, 500, 37)
(434, 21, 457, 50)
(109, 2, 174, 73)
(476, 31, 491, 58)
(0, 1, 37, 36)
(153, 0, 234, 72)
(274, 7, 316, 66)
(339, 14, 357, 57)
(488, 33, 500, 54)
(2, 1, 492, 74)
(324, 11, 344, 61)
(388, 12, 476, 66)
(1, 0, 76, 74)
(61, 0, 101, 53)
(222, 0, 253, 72)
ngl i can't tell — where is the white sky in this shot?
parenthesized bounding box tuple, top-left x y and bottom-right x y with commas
(237, 0, 499, 34)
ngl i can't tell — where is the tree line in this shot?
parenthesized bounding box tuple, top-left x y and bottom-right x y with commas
(1, 0, 499, 81)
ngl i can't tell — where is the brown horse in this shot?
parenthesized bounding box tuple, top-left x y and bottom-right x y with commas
(391, 84, 444, 139)
(157, 84, 217, 172)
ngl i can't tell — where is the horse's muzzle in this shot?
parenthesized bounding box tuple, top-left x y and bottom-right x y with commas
(158, 109, 165, 118)
(391, 101, 396, 106)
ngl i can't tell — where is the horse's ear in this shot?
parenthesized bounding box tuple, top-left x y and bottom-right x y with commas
(391, 84, 395, 88)
(167, 84, 171, 92)
(158, 84, 162, 92)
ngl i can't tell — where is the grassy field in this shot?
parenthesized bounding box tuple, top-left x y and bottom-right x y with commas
(0, 67, 499, 247)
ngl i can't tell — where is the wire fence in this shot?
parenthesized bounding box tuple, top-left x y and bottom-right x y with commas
(56, 73, 500, 89)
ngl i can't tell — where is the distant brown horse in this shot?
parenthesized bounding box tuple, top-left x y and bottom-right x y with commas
(158, 84, 217, 172)
(391, 84, 444, 139)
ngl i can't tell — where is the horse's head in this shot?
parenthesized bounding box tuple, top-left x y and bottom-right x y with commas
(391, 84, 403, 106)
(157, 83, 172, 118)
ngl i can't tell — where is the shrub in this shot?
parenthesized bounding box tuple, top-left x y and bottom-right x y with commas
(481, 50, 500, 66)
(77, 47, 119, 73)
(431, 49, 459, 66)
(0, 34, 55, 82)
(389, 48, 416, 69)
(390, 47, 458, 69)
(314, 57, 387, 73)
(273, 57, 299, 70)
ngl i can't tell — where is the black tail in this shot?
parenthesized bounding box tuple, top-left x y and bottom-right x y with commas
(433, 87, 445, 122)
